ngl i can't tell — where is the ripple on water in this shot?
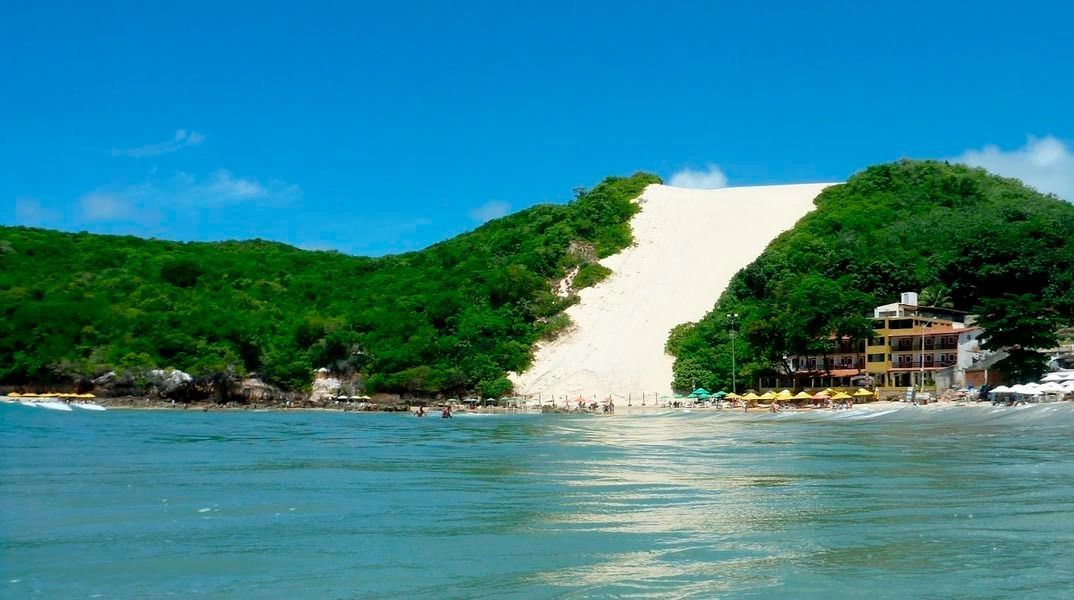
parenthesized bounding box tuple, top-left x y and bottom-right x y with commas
(2, 403, 1074, 598)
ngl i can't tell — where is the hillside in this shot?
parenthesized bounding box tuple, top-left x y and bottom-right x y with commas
(511, 183, 832, 401)
(0, 173, 659, 396)
(667, 160, 1074, 390)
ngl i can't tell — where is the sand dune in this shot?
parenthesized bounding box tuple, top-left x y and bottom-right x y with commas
(510, 182, 834, 404)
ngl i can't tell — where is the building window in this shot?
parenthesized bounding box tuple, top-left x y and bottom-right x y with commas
(868, 353, 885, 363)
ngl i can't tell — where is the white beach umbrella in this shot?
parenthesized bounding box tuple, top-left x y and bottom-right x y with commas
(1039, 382, 1066, 394)
(990, 385, 1012, 394)
(1062, 372, 1074, 381)
(1042, 373, 1065, 382)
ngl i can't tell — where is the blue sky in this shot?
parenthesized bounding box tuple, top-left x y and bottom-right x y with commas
(3, 1, 1073, 255)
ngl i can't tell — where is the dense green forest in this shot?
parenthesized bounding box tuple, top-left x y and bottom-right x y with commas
(667, 160, 1074, 391)
(0, 173, 660, 396)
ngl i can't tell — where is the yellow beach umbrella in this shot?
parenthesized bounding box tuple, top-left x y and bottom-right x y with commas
(853, 389, 873, 398)
(8, 392, 21, 398)
(725, 392, 742, 400)
(824, 388, 835, 395)
(775, 390, 794, 401)
(759, 391, 776, 400)
(742, 392, 760, 401)
(793, 391, 812, 400)
(831, 391, 853, 400)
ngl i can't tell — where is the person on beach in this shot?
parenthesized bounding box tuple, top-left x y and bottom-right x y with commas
(441, 405, 452, 418)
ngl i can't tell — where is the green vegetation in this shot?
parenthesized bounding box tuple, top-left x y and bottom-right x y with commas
(669, 160, 1074, 390)
(0, 173, 660, 395)
(572, 263, 613, 289)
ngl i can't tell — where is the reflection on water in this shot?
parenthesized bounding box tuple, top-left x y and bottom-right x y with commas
(2, 403, 1074, 598)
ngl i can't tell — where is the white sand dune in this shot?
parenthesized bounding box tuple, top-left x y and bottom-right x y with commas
(510, 182, 834, 403)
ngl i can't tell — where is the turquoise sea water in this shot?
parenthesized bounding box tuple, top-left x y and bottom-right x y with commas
(2, 403, 1074, 599)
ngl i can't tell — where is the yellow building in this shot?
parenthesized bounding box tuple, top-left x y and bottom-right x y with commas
(785, 292, 985, 389)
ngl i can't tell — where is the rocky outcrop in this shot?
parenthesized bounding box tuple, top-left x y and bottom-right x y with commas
(146, 369, 195, 399)
(310, 368, 341, 403)
(239, 377, 279, 403)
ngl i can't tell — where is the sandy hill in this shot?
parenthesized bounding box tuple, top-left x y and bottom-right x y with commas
(510, 182, 833, 404)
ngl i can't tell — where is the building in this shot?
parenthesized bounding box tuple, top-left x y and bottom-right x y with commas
(784, 292, 991, 390)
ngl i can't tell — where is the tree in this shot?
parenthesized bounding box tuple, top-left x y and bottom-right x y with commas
(919, 284, 954, 308)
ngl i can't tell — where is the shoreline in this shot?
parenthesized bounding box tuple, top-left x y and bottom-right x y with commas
(5, 396, 1047, 415)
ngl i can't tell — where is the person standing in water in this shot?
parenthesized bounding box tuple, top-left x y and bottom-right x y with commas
(416, 405, 425, 417)
(441, 404, 452, 418)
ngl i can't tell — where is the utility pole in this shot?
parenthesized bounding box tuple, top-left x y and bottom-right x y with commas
(920, 317, 932, 393)
(729, 313, 739, 394)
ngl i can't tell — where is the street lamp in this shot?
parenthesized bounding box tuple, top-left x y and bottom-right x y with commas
(728, 313, 739, 394)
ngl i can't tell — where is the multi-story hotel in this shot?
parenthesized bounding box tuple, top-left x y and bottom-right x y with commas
(786, 292, 988, 389)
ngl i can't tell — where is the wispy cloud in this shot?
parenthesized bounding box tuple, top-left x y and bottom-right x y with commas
(668, 163, 729, 189)
(79, 192, 138, 222)
(14, 197, 61, 225)
(954, 136, 1074, 201)
(77, 169, 301, 223)
(469, 200, 511, 222)
(112, 129, 206, 158)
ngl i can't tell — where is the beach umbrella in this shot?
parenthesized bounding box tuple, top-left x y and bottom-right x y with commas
(1040, 382, 1066, 394)
(1061, 372, 1074, 381)
(775, 390, 794, 401)
(811, 391, 830, 400)
(759, 391, 777, 400)
(793, 391, 812, 400)
(831, 391, 853, 400)
(853, 389, 873, 398)
(711, 390, 727, 398)
(1042, 373, 1065, 382)
(725, 392, 741, 400)
(687, 387, 711, 399)
(742, 392, 760, 401)
(989, 385, 1012, 395)
(8, 392, 20, 398)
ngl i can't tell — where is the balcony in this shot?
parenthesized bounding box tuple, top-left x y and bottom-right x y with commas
(889, 359, 957, 369)
(891, 343, 957, 351)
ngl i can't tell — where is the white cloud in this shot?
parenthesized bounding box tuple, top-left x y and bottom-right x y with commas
(469, 200, 511, 222)
(80, 192, 134, 221)
(112, 129, 206, 158)
(14, 197, 61, 225)
(74, 169, 301, 224)
(668, 163, 729, 189)
(954, 136, 1074, 201)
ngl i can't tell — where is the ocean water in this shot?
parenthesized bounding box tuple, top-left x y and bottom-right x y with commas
(2, 403, 1074, 599)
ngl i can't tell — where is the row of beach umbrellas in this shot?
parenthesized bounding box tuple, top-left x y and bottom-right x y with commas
(685, 387, 874, 402)
(990, 379, 1074, 397)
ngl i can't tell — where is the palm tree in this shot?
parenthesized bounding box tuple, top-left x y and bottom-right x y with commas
(919, 284, 954, 308)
